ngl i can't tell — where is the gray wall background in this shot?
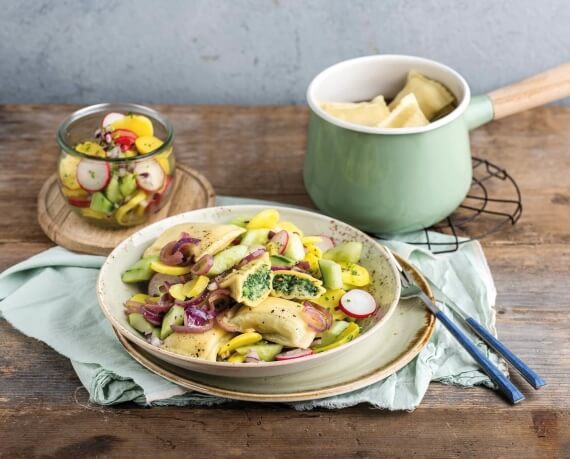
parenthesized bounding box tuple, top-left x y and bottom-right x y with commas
(1, 0, 569, 105)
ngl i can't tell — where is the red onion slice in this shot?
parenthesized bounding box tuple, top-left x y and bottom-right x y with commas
(271, 265, 291, 271)
(245, 349, 261, 363)
(208, 288, 234, 311)
(237, 247, 266, 269)
(268, 230, 289, 255)
(302, 301, 333, 332)
(215, 306, 240, 332)
(295, 261, 310, 271)
(159, 240, 185, 266)
(124, 300, 144, 313)
(148, 273, 181, 297)
(191, 254, 214, 275)
(142, 307, 163, 326)
(171, 321, 213, 334)
(275, 348, 313, 361)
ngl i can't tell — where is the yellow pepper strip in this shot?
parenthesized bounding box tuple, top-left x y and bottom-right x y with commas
(279, 221, 303, 236)
(312, 288, 348, 320)
(218, 332, 263, 358)
(115, 191, 147, 226)
(183, 275, 209, 298)
(304, 252, 321, 274)
(339, 262, 370, 287)
(129, 293, 150, 303)
(312, 323, 360, 353)
(247, 209, 280, 230)
(168, 284, 186, 301)
(302, 236, 322, 245)
(304, 243, 322, 259)
(75, 141, 106, 158)
(227, 353, 247, 363)
(150, 260, 193, 276)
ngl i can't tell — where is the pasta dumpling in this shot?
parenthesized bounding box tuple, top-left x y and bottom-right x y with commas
(162, 326, 233, 361)
(226, 297, 316, 349)
(320, 94, 390, 126)
(378, 93, 429, 128)
(271, 270, 326, 300)
(389, 70, 456, 121)
(219, 253, 272, 307)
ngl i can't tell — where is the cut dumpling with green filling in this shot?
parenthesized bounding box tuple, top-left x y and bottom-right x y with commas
(226, 297, 316, 349)
(162, 326, 233, 361)
(271, 270, 326, 300)
(378, 93, 429, 128)
(320, 95, 390, 126)
(389, 70, 456, 120)
(220, 253, 272, 307)
(144, 223, 245, 261)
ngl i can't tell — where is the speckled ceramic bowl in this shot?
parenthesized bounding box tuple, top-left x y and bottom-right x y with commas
(97, 205, 401, 378)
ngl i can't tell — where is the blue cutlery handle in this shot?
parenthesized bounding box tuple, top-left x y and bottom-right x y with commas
(465, 317, 546, 390)
(435, 310, 525, 404)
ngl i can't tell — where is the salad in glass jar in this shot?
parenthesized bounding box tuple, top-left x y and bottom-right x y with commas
(57, 103, 175, 227)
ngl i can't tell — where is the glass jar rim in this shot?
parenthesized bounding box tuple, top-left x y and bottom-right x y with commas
(56, 103, 174, 162)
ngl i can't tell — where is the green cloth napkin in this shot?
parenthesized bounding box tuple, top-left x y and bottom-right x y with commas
(0, 197, 505, 410)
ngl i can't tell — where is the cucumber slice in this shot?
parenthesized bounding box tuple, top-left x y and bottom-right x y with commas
(318, 259, 343, 290)
(160, 305, 185, 340)
(241, 229, 270, 247)
(230, 216, 249, 228)
(128, 313, 157, 335)
(270, 254, 295, 267)
(105, 175, 122, 203)
(319, 321, 349, 346)
(121, 255, 159, 283)
(323, 241, 363, 264)
(283, 233, 305, 261)
(119, 173, 137, 198)
(90, 191, 114, 214)
(209, 244, 249, 276)
(235, 343, 284, 361)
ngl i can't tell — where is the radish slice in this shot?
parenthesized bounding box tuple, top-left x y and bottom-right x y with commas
(339, 289, 377, 318)
(76, 160, 111, 192)
(314, 235, 335, 253)
(134, 160, 164, 191)
(102, 112, 124, 127)
(275, 348, 313, 361)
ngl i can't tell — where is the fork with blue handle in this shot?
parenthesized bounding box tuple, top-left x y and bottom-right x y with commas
(387, 249, 545, 404)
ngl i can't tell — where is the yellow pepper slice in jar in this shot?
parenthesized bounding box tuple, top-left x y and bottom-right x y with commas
(150, 261, 193, 276)
(75, 141, 106, 158)
(246, 209, 280, 230)
(59, 155, 81, 190)
(135, 136, 164, 154)
(226, 353, 247, 363)
(115, 191, 147, 226)
(111, 114, 154, 137)
(279, 221, 303, 236)
(183, 276, 209, 298)
(218, 332, 263, 357)
(312, 322, 360, 353)
(339, 262, 370, 287)
(168, 284, 186, 301)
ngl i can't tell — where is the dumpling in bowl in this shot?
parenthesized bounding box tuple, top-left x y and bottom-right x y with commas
(226, 297, 316, 349)
(271, 270, 326, 300)
(389, 70, 456, 121)
(144, 223, 245, 260)
(162, 326, 233, 361)
(220, 253, 272, 307)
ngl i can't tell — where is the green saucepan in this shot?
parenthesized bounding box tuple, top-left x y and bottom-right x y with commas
(304, 55, 570, 234)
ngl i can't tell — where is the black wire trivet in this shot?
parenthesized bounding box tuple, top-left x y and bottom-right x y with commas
(378, 157, 523, 254)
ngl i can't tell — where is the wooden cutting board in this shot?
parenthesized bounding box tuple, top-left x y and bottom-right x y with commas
(37, 163, 216, 255)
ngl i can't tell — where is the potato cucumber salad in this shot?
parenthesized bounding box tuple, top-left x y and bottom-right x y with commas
(122, 209, 378, 363)
(59, 112, 174, 226)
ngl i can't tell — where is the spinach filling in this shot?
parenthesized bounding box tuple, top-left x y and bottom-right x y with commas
(272, 274, 320, 297)
(242, 265, 271, 301)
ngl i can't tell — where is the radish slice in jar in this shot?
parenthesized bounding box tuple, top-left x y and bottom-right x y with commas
(339, 289, 377, 318)
(102, 112, 124, 127)
(76, 160, 111, 192)
(275, 348, 313, 361)
(134, 160, 164, 192)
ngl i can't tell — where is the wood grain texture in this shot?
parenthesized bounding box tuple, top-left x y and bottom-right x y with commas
(489, 62, 570, 119)
(37, 164, 215, 255)
(1, 104, 569, 458)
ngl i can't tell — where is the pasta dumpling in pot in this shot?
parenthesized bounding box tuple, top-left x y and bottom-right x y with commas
(226, 297, 316, 349)
(378, 93, 429, 128)
(389, 70, 456, 121)
(220, 253, 272, 307)
(271, 270, 326, 300)
(320, 94, 390, 126)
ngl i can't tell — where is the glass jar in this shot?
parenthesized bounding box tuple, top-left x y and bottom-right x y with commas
(57, 103, 176, 228)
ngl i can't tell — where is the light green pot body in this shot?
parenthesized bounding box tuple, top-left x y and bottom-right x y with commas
(304, 96, 494, 235)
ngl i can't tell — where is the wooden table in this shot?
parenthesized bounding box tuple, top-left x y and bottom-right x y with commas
(0, 105, 568, 458)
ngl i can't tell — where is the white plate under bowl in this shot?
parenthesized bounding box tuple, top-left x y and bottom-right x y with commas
(115, 255, 435, 402)
(97, 205, 401, 378)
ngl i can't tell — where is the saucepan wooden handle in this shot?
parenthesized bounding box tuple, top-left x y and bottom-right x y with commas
(488, 63, 570, 119)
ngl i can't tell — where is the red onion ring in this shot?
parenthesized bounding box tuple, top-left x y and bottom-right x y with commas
(245, 349, 261, 363)
(171, 321, 213, 334)
(295, 261, 310, 271)
(208, 288, 234, 311)
(275, 348, 313, 360)
(301, 301, 333, 332)
(180, 290, 209, 308)
(159, 240, 185, 266)
(237, 247, 266, 269)
(124, 300, 144, 313)
(215, 306, 240, 332)
(142, 307, 163, 326)
(191, 254, 214, 275)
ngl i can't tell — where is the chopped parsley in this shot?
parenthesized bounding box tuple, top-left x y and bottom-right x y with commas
(242, 265, 271, 301)
(272, 274, 320, 297)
